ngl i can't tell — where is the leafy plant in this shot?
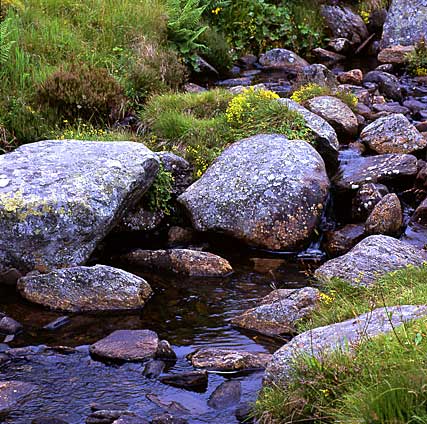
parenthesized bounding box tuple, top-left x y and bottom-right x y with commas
(407, 38, 427, 77)
(144, 164, 174, 214)
(0, 16, 15, 70)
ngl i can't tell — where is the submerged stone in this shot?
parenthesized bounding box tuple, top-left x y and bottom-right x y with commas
(0, 380, 37, 417)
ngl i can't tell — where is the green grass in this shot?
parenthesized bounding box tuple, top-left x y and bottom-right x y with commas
(256, 264, 427, 423)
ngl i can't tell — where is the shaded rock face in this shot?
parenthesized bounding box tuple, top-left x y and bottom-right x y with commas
(278, 99, 339, 170)
(208, 381, 241, 409)
(89, 330, 175, 362)
(352, 183, 389, 220)
(321, 6, 369, 45)
(315, 235, 427, 286)
(306, 95, 358, 138)
(156, 153, 193, 197)
(381, 0, 427, 48)
(178, 134, 330, 251)
(324, 224, 366, 257)
(258, 49, 309, 70)
(120, 249, 232, 277)
(0, 380, 37, 417)
(312, 48, 345, 65)
(299, 64, 338, 88)
(0, 140, 159, 273)
(361, 114, 426, 154)
(363, 71, 402, 101)
(230, 287, 320, 337)
(115, 207, 163, 233)
(378, 45, 415, 64)
(365, 193, 403, 236)
(188, 348, 272, 371)
(333, 154, 417, 191)
(264, 305, 427, 385)
(17, 265, 152, 312)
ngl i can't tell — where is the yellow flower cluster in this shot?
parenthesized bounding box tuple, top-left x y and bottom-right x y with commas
(319, 290, 336, 305)
(211, 7, 222, 15)
(225, 87, 279, 125)
(290, 83, 325, 104)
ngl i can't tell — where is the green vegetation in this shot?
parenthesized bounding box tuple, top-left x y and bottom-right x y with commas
(407, 38, 427, 77)
(358, 0, 391, 24)
(291, 83, 359, 110)
(141, 88, 313, 178)
(144, 164, 174, 214)
(255, 264, 427, 423)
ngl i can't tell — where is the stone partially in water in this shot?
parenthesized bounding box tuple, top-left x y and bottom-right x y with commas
(17, 265, 152, 312)
(120, 249, 232, 277)
(0, 140, 159, 273)
(208, 381, 241, 409)
(160, 371, 208, 391)
(231, 287, 320, 337)
(188, 348, 272, 371)
(178, 134, 330, 251)
(363, 71, 402, 101)
(352, 183, 389, 220)
(0, 380, 37, 417)
(90, 330, 174, 362)
(324, 224, 366, 257)
(365, 193, 403, 236)
(315, 235, 427, 286)
(264, 305, 427, 385)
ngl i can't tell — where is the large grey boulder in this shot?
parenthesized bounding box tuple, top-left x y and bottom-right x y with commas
(381, 0, 427, 48)
(315, 235, 427, 286)
(306, 96, 358, 138)
(179, 135, 329, 251)
(17, 265, 152, 312)
(321, 5, 369, 45)
(231, 287, 320, 337)
(258, 48, 309, 70)
(0, 140, 159, 273)
(361, 114, 426, 154)
(279, 99, 339, 169)
(0, 381, 37, 417)
(264, 305, 427, 385)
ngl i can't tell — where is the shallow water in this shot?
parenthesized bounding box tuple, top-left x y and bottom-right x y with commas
(0, 253, 311, 424)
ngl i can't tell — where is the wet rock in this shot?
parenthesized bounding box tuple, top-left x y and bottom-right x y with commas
(312, 48, 345, 65)
(90, 403, 129, 412)
(363, 71, 402, 101)
(151, 414, 187, 424)
(208, 381, 241, 409)
(361, 114, 426, 154)
(265, 305, 427, 385)
(411, 197, 427, 228)
(372, 103, 410, 115)
(0, 140, 159, 273)
(324, 224, 366, 257)
(0, 316, 22, 335)
(90, 330, 174, 362)
(179, 134, 330, 251)
(156, 340, 177, 361)
(0, 380, 37, 416)
(120, 249, 232, 278)
(86, 409, 126, 424)
(160, 371, 208, 391)
(333, 153, 417, 191)
(328, 38, 352, 54)
(378, 45, 414, 64)
(235, 402, 253, 423)
(32, 417, 69, 424)
(231, 287, 320, 337)
(278, 99, 339, 169)
(17, 265, 152, 312)
(321, 6, 369, 45)
(306, 96, 358, 138)
(258, 48, 309, 70)
(365, 193, 403, 236)
(381, 0, 427, 48)
(167, 227, 196, 247)
(113, 415, 149, 424)
(189, 348, 272, 371)
(338, 69, 363, 85)
(315, 235, 427, 286)
(299, 64, 338, 87)
(143, 360, 166, 379)
(352, 183, 389, 220)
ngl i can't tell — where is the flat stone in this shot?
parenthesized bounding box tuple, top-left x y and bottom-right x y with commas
(315, 235, 427, 286)
(120, 249, 232, 277)
(0, 380, 37, 416)
(160, 371, 208, 391)
(265, 305, 427, 385)
(231, 287, 320, 337)
(312, 48, 346, 64)
(17, 265, 152, 312)
(378, 45, 414, 64)
(337, 69, 363, 85)
(258, 48, 309, 70)
(208, 381, 241, 409)
(0, 140, 158, 273)
(365, 193, 403, 236)
(189, 348, 272, 371)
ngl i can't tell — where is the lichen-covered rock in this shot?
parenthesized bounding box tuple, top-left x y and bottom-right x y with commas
(90, 330, 175, 362)
(324, 224, 366, 257)
(188, 348, 272, 371)
(179, 135, 330, 251)
(258, 48, 309, 70)
(264, 305, 427, 385)
(315, 235, 427, 286)
(365, 193, 403, 236)
(334, 154, 417, 191)
(312, 48, 346, 64)
(352, 183, 389, 220)
(321, 6, 369, 45)
(381, 0, 427, 48)
(17, 265, 152, 312)
(0, 140, 159, 273)
(0, 381, 37, 417)
(338, 69, 363, 85)
(156, 152, 193, 197)
(328, 38, 352, 54)
(231, 287, 320, 337)
(115, 207, 164, 233)
(306, 96, 358, 138)
(120, 249, 232, 277)
(298, 64, 338, 88)
(363, 71, 403, 101)
(278, 99, 339, 169)
(361, 114, 426, 154)
(378, 45, 415, 64)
